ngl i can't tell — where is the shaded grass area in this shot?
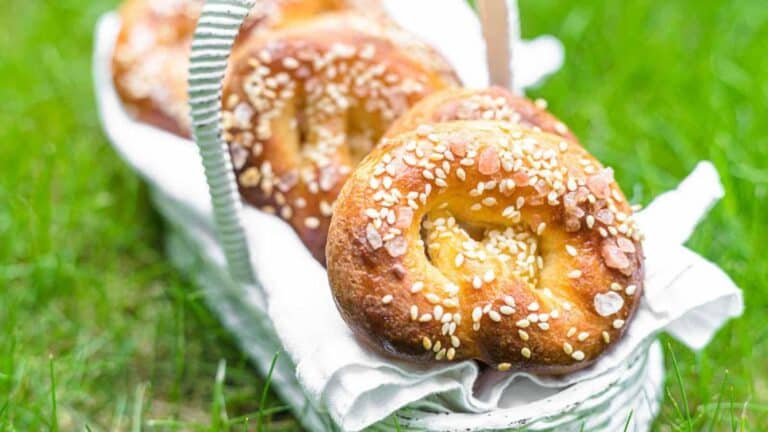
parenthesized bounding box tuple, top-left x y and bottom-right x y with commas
(0, 0, 765, 430)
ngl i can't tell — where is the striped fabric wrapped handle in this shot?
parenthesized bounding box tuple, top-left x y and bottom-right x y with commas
(187, 0, 519, 287)
(188, 0, 257, 286)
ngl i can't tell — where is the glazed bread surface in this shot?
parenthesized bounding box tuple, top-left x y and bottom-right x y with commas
(221, 12, 459, 263)
(327, 88, 644, 373)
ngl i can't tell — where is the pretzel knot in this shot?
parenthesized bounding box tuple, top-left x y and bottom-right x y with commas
(327, 88, 644, 373)
(222, 12, 458, 263)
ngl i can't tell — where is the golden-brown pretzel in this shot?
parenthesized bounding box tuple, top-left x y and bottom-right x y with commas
(327, 89, 644, 373)
(221, 12, 459, 263)
(112, 0, 384, 136)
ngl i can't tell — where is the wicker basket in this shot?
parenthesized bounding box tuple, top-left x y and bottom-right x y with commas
(172, 0, 666, 430)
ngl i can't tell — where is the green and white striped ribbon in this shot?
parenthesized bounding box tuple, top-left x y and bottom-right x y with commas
(188, 0, 257, 286)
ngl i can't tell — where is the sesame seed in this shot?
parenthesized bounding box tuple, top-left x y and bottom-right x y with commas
(433, 340, 442, 352)
(381, 295, 393, 304)
(536, 222, 547, 235)
(425, 293, 440, 304)
(482, 197, 497, 207)
(282, 57, 299, 69)
(565, 245, 577, 256)
(411, 281, 424, 293)
(613, 319, 625, 329)
(610, 282, 623, 291)
(500, 305, 515, 315)
(433, 305, 444, 320)
(422, 337, 432, 350)
(568, 270, 582, 279)
(488, 310, 502, 322)
(602, 331, 611, 343)
(572, 351, 585, 361)
(497, 362, 512, 371)
(450, 335, 460, 348)
(454, 253, 465, 267)
(538, 322, 550, 330)
(419, 313, 433, 322)
(443, 298, 459, 308)
(518, 330, 529, 341)
(472, 276, 482, 289)
(626, 284, 637, 295)
(483, 270, 495, 283)
(304, 217, 320, 229)
(586, 215, 595, 228)
(567, 327, 577, 337)
(528, 302, 540, 311)
(446, 347, 456, 360)
(578, 332, 589, 342)
(410, 305, 418, 321)
(521, 347, 532, 358)
(563, 342, 573, 355)
(435, 348, 446, 360)
(472, 307, 483, 322)
(504, 296, 516, 307)
(443, 283, 459, 295)
(516, 319, 530, 328)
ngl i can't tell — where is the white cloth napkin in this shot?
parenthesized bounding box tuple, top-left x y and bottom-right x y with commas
(94, 2, 743, 430)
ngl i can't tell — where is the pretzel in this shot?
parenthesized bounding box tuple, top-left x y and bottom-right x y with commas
(112, 0, 384, 136)
(327, 88, 643, 373)
(221, 12, 459, 263)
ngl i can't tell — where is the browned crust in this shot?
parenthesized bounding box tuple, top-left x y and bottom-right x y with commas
(111, 0, 388, 138)
(327, 99, 644, 373)
(220, 12, 460, 264)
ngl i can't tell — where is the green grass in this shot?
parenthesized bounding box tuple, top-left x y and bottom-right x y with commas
(0, 0, 766, 430)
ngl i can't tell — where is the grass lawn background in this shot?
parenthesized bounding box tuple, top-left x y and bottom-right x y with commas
(1, 0, 766, 430)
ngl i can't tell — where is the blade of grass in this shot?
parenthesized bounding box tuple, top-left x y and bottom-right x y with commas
(738, 398, 750, 432)
(667, 342, 692, 430)
(392, 413, 402, 432)
(211, 359, 228, 431)
(256, 352, 279, 431)
(708, 370, 729, 431)
(730, 386, 737, 432)
(132, 383, 147, 432)
(48, 354, 58, 432)
(623, 410, 634, 432)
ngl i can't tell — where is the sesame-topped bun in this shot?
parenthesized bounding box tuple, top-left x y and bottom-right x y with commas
(326, 88, 644, 373)
(221, 12, 460, 264)
(112, 0, 383, 136)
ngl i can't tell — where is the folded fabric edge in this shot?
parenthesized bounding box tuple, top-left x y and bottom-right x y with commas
(663, 248, 744, 350)
(636, 161, 724, 246)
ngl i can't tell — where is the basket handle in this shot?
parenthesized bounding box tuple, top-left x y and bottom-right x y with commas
(187, 0, 520, 287)
(189, 0, 257, 286)
(477, 0, 519, 91)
